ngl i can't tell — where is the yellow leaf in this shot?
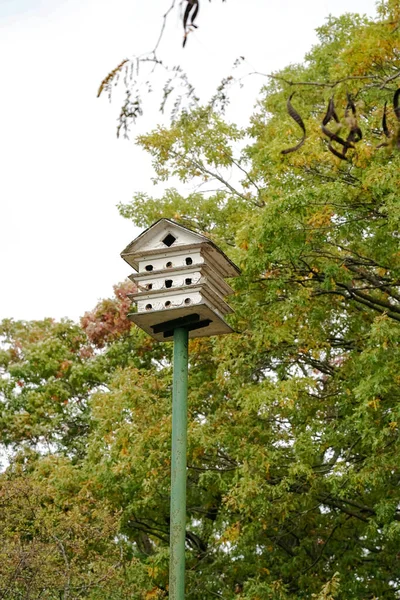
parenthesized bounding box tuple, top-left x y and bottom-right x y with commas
(221, 521, 241, 543)
(145, 588, 162, 599)
(368, 398, 380, 410)
(147, 566, 159, 579)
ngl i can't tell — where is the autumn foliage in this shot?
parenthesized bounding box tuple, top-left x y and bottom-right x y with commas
(81, 281, 135, 348)
(1, 3, 400, 599)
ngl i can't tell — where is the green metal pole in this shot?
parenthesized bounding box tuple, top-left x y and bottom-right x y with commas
(169, 327, 189, 600)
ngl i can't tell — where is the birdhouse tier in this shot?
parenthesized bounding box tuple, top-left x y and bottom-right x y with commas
(129, 263, 234, 300)
(121, 219, 240, 340)
(137, 248, 203, 275)
(121, 218, 240, 278)
(130, 282, 233, 317)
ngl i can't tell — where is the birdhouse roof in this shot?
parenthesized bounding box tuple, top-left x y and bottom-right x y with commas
(121, 218, 240, 277)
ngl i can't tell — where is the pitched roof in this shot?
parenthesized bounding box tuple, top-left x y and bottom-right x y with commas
(121, 218, 240, 277)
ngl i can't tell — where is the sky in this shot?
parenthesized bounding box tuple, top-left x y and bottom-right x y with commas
(0, 0, 378, 323)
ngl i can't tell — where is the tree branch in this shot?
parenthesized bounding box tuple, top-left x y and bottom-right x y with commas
(248, 72, 380, 88)
(52, 535, 71, 600)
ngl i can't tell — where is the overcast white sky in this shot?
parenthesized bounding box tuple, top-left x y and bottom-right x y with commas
(0, 0, 378, 322)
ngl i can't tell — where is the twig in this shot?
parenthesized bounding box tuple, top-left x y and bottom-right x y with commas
(247, 72, 379, 88)
(153, 1, 177, 56)
(52, 535, 71, 600)
(379, 69, 400, 88)
(170, 150, 258, 206)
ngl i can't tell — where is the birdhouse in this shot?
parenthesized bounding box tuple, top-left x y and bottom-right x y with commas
(121, 219, 240, 341)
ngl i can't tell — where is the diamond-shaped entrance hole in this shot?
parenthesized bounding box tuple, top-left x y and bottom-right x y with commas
(162, 234, 176, 247)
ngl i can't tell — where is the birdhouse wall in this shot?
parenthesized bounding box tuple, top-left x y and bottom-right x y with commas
(129, 264, 234, 299)
(134, 285, 232, 317)
(133, 270, 202, 293)
(137, 290, 203, 313)
(138, 250, 203, 274)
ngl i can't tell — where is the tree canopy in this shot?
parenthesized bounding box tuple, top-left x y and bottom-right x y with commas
(1, 2, 400, 598)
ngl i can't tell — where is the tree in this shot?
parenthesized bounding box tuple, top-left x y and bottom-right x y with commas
(1, 3, 400, 598)
(0, 317, 102, 459)
(0, 286, 169, 599)
(115, 3, 400, 597)
(0, 463, 122, 600)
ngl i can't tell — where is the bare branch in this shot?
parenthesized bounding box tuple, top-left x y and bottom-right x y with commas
(169, 149, 260, 206)
(52, 535, 71, 600)
(247, 72, 379, 88)
(153, 0, 176, 55)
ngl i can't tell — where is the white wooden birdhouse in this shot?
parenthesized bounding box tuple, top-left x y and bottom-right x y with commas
(120, 219, 240, 341)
